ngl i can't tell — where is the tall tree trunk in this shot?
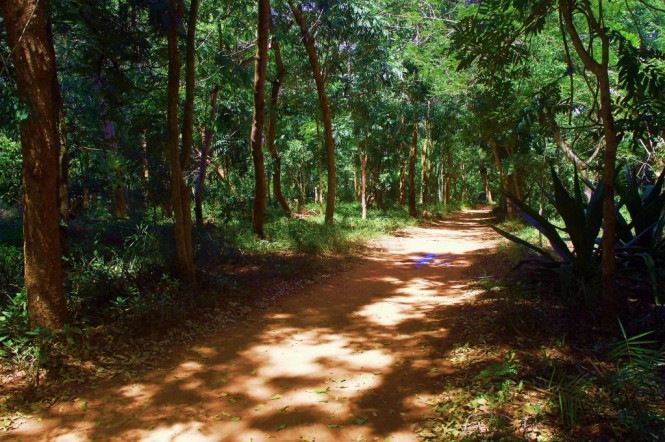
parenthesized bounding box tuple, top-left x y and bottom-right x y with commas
(180, 0, 198, 265)
(316, 118, 324, 214)
(356, 135, 368, 220)
(167, 0, 196, 284)
(560, 0, 618, 323)
(399, 160, 406, 208)
(47, 12, 69, 223)
(480, 164, 493, 203)
(195, 86, 220, 225)
(250, 0, 270, 237)
(288, 1, 336, 223)
(408, 119, 418, 218)
(421, 119, 430, 205)
(266, 40, 291, 217)
(491, 139, 514, 218)
(2, 0, 70, 328)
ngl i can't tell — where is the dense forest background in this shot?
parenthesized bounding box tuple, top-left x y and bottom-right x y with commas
(1, 0, 665, 439)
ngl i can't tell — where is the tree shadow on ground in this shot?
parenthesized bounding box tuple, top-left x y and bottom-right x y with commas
(6, 209, 596, 441)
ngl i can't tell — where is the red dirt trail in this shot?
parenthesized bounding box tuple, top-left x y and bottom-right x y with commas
(6, 209, 499, 442)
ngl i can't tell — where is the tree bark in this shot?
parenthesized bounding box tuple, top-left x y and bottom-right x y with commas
(167, 0, 196, 284)
(266, 40, 291, 217)
(2, 0, 70, 328)
(179, 0, 198, 263)
(559, 0, 618, 323)
(421, 119, 430, 205)
(408, 119, 418, 218)
(250, 0, 270, 237)
(288, 1, 336, 223)
(195, 86, 220, 225)
(480, 164, 493, 203)
(491, 139, 514, 217)
(356, 134, 368, 220)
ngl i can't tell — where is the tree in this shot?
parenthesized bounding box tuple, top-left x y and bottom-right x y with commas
(266, 38, 291, 217)
(288, 1, 336, 223)
(250, 0, 270, 237)
(1, 0, 70, 328)
(166, 0, 196, 284)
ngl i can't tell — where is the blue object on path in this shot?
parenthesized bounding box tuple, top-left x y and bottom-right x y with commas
(414, 254, 456, 268)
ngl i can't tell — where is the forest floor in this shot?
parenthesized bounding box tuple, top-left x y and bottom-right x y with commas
(4, 208, 506, 442)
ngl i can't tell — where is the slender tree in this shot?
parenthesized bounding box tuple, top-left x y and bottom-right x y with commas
(250, 0, 270, 237)
(409, 118, 418, 218)
(288, 1, 336, 223)
(2, 0, 70, 328)
(559, 0, 619, 323)
(195, 86, 220, 225)
(167, 0, 196, 283)
(266, 39, 291, 217)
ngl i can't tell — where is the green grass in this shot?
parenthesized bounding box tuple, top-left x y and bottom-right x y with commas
(233, 201, 417, 255)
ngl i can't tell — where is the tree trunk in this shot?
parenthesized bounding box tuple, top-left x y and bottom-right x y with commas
(266, 40, 291, 217)
(408, 119, 418, 218)
(480, 164, 493, 203)
(195, 86, 220, 225)
(316, 118, 324, 214)
(421, 119, 430, 205)
(167, 0, 196, 284)
(250, 0, 270, 237)
(399, 160, 406, 208)
(559, 0, 618, 323)
(289, 2, 336, 223)
(491, 139, 514, 217)
(356, 136, 368, 220)
(178, 0, 198, 265)
(2, 0, 70, 328)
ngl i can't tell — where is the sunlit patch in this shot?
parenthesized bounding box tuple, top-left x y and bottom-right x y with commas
(177, 361, 205, 372)
(116, 383, 151, 400)
(133, 422, 217, 442)
(355, 299, 425, 326)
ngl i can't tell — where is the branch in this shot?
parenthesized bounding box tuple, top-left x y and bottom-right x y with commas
(558, 0, 602, 74)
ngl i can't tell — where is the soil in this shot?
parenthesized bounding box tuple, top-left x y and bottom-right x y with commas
(3, 208, 501, 442)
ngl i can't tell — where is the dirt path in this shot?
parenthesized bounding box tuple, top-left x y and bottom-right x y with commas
(7, 209, 499, 442)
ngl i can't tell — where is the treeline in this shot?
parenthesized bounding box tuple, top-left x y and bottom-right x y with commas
(1, 0, 664, 328)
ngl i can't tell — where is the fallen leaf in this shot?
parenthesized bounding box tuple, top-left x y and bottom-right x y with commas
(327, 424, 344, 429)
(308, 387, 330, 394)
(278, 406, 290, 413)
(255, 404, 266, 411)
(78, 401, 87, 412)
(276, 423, 287, 431)
(231, 417, 241, 421)
(354, 417, 368, 425)
(270, 394, 282, 400)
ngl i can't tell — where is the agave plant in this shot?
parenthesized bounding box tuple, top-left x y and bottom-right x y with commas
(491, 167, 603, 306)
(614, 166, 665, 304)
(615, 165, 665, 251)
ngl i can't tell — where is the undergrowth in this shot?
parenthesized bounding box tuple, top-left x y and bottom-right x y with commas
(422, 230, 665, 441)
(0, 201, 419, 408)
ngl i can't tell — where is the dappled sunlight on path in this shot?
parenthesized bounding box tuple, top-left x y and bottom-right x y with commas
(9, 209, 498, 442)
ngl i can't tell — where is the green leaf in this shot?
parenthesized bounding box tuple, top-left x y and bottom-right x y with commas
(276, 423, 287, 431)
(354, 417, 368, 425)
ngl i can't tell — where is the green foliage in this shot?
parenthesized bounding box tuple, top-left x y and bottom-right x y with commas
(606, 322, 665, 437)
(615, 165, 665, 250)
(0, 137, 21, 206)
(492, 167, 603, 306)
